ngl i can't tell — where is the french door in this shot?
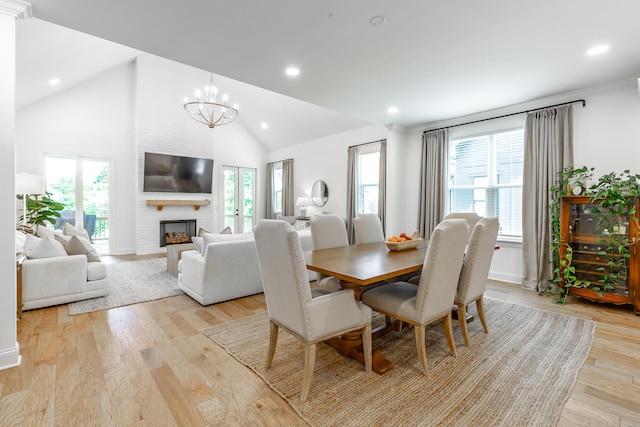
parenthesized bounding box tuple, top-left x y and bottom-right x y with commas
(45, 155, 110, 254)
(222, 166, 256, 233)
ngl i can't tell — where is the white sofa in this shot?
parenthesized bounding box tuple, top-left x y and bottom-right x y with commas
(177, 229, 315, 305)
(16, 229, 108, 311)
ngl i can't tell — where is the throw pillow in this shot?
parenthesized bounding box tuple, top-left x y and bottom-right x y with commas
(63, 222, 91, 241)
(54, 233, 72, 246)
(23, 233, 41, 253)
(197, 227, 211, 237)
(192, 236, 204, 254)
(64, 235, 101, 262)
(15, 230, 27, 254)
(219, 226, 232, 234)
(36, 224, 55, 238)
(25, 235, 68, 259)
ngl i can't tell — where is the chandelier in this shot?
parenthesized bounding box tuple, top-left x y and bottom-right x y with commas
(183, 73, 239, 128)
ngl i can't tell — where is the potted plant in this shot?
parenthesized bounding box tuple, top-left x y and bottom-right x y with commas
(17, 192, 65, 227)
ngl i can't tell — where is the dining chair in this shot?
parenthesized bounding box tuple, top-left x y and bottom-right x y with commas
(353, 214, 385, 244)
(254, 219, 372, 401)
(361, 219, 468, 375)
(443, 212, 483, 241)
(455, 217, 499, 346)
(310, 214, 349, 292)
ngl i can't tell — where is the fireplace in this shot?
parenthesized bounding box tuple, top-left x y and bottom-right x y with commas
(159, 219, 197, 247)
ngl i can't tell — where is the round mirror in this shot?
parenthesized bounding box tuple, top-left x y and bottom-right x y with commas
(311, 180, 329, 207)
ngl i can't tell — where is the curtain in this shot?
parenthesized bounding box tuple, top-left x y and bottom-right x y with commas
(378, 141, 387, 235)
(282, 159, 294, 216)
(522, 105, 573, 291)
(265, 162, 275, 219)
(346, 146, 357, 243)
(417, 129, 448, 238)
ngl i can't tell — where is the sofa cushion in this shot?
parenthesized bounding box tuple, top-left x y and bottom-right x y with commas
(24, 235, 68, 259)
(63, 222, 91, 241)
(87, 261, 107, 281)
(202, 232, 253, 255)
(64, 235, 101, 262)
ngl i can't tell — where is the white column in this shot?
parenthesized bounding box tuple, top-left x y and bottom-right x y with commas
(0, 0, 31, 371)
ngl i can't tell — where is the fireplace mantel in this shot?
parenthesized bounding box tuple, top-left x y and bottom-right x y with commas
(146, 199, 211, 211)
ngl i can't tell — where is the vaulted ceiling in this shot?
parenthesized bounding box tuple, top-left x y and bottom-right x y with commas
(17, 0, 640, 148)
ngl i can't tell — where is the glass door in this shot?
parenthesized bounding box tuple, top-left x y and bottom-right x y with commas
(45, 155, 110, 254)
(223, 166, 256, 233)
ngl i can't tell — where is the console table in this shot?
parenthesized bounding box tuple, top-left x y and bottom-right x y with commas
(166, 243, 196, 275)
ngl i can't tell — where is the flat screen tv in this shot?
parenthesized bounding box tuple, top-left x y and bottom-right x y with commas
(143, 152, 214, 193)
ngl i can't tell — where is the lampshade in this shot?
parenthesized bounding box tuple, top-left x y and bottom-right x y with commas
(296, 197, 311, 207)
(16, 173, 45, 195)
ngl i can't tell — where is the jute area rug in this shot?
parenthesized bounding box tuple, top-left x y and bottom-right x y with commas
(202, 298, 594, 426)
(68, 258, 183, 315)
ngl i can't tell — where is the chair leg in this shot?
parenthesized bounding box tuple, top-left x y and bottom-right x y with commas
(414, 325, 429, 375)
(362, 324, 372, 373)
(267, 321, 278, 368)
(443, 312, 457, 357)
(456, 302, 470, 347)
(476, 297, 489, 333)
(300, 343, 316, 402)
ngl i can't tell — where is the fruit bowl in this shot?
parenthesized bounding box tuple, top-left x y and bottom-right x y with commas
(386, 238, 422, 251)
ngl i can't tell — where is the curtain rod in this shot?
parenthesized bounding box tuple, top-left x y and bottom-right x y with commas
(423, 99, 586, 134)
(348, 138, 386, 149)
(266, 158, 293, 166)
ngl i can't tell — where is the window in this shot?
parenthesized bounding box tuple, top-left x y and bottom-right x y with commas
(356, 144, 381, 214)
(447, 128, 524, 241)
(272, 162, 283, 214)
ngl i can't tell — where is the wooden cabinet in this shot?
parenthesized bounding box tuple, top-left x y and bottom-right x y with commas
(560, 196, 640, 314)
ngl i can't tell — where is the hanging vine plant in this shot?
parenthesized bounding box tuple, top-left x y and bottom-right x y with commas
(547, 168, 640, 304)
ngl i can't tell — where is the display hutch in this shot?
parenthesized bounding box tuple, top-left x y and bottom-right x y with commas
(560, 195, 640, 314)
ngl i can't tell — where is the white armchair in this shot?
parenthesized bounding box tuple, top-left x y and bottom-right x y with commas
(254, 219, 372, 401)
(361, 219, 468, 375)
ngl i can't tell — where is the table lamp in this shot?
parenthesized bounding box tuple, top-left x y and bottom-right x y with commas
(296, 197, 311, 217)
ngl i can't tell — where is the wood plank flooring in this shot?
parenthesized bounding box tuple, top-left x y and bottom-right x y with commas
(2, 256, 640, 426)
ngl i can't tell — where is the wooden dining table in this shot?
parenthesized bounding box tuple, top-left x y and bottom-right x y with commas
(304, 241, 429, 374)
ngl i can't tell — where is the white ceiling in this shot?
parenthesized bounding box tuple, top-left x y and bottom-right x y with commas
(16, 1, 640, 148)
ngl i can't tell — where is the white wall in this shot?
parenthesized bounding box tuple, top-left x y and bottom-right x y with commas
(403, 79, 640, 284)
(16, 61, 137, 254)
(16, 53, 269, 255)
(134, 54, 268, 254)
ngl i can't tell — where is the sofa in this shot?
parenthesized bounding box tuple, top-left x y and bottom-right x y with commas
(16, 226, 108, 311)
(177, 229, 315, 305)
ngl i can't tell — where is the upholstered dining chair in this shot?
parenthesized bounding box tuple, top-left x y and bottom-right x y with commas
(353, 214, 385, 244)
(361, 219, 468, 375)
(310, 214, 349, 292)
(455, 217, 499, 347)
(254, 219, 372, 401)
(443, 212, 483, 241)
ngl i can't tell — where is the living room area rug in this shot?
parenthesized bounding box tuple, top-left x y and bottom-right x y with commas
(202, 299, 594, 426)
(67, 258, 183, 315)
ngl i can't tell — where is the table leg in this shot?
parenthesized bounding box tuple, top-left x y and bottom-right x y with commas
(321, 280, 394, 374)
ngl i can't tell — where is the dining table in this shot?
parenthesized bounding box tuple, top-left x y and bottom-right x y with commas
(304, 240, 429, 374)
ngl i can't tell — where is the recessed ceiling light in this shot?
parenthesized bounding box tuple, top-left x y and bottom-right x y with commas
(285, 67, 300, 77)
(369, 16, 386, 26)
(261, 122, 268, 130)
(587, 44, 610, 56)
(49, 78, 60, 86)
(387, 106, 399, 114)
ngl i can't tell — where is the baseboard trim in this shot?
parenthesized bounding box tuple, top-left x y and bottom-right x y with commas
(488, 272, 521, 285)
(0, 341, 21, 371)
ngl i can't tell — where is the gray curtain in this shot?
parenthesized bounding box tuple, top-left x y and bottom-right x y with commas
(265, 162, 275, 219)
(282, 159, 294, 216)
(522, 105, 573, 291)
(346, 146, 357, 243)
(417, 129, 448, 238)
(378, 141, 387, 235)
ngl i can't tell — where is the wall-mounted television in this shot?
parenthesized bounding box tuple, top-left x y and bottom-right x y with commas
(143, 152, 214, 193)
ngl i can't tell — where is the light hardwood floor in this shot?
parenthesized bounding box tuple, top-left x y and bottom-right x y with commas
(2, 256, 640, 426)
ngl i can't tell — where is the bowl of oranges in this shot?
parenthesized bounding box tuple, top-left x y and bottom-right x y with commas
(386, 231, 422, 251)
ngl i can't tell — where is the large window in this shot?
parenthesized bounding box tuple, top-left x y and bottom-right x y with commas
(447, 128, 524, 241)
(356, 144, 381, 214)
(272, 162, 283, 214)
